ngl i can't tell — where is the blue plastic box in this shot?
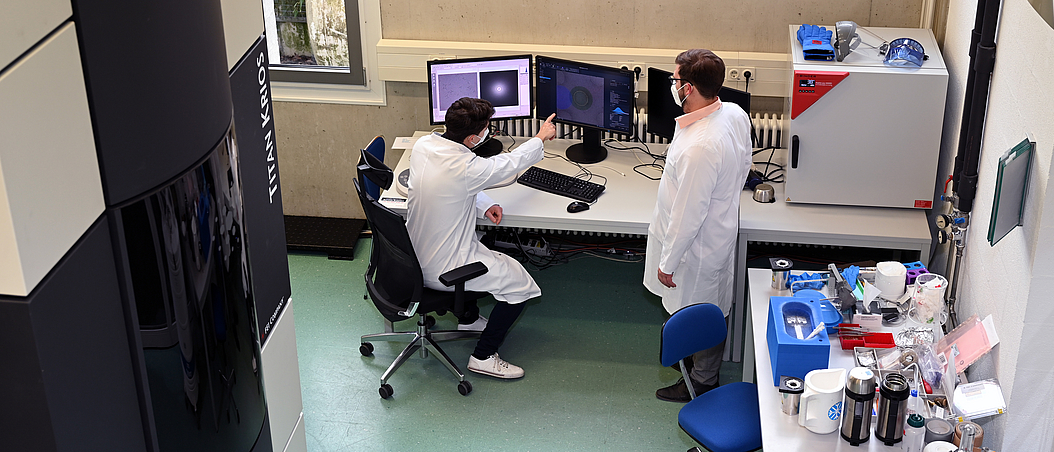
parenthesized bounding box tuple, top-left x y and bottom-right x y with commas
(767, 294, 831, 385)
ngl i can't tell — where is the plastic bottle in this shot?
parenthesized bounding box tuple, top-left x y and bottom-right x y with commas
(907, 388, 922, 416)
(904, 414, 926, 452)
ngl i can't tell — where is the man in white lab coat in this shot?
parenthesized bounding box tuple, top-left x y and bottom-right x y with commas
(407, 97, 557, 379)
(644, 50, 752, 402)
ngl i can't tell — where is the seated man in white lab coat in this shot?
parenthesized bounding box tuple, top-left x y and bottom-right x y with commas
(406, 97, 557, 379)
(643, 49, 752, 401)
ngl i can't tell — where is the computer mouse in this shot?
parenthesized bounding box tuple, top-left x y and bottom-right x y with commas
(567, 201, 590, 213)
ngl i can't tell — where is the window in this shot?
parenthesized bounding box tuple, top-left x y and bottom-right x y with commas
(263, 0, 384, 104)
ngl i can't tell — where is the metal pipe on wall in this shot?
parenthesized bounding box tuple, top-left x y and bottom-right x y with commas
(944, 0, 1002, 328)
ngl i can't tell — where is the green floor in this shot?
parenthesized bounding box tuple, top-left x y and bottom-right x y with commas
(289, 238, 742, 452)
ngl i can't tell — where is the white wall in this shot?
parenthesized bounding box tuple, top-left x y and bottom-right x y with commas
(936, 0, 1054, 448)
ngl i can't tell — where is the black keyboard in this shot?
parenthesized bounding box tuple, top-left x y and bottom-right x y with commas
(516, 166, 605, 203)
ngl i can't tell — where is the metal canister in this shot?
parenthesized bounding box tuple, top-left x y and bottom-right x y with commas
(770, 257, 794, 290)
(874, 372, 910, 446)
(779, 375, 804, 415)
(840, 367, 877, 445)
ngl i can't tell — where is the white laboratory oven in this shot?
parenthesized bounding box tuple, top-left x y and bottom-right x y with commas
(783, 26, 948, 209)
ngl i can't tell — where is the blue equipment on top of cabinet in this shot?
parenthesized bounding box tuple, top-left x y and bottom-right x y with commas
(767, 293, 831, 385)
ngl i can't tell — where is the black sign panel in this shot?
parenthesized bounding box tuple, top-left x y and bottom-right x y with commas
(230, 35, 291, 344)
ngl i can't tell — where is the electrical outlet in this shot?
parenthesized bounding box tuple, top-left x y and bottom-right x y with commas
(725, 67, 757, 82)
(618, 62, 646, 78)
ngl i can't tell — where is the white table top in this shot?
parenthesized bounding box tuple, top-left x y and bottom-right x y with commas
(382, 135, 932, 247)
(747, 268, 941, 451)
(380, 134, 662, 235)
(738, 158, 931, 250)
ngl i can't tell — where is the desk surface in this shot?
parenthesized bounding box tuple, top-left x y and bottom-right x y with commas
(381, 134, 662, 235)
(739, 181, 932, 250)
(748, 268, 928, 451)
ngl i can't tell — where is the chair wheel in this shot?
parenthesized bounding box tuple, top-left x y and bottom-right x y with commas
(379, 384, 393, 399)
(458, 380, 472, 396)
(359, 342, 374, 356)
(424, 316, 436, 329)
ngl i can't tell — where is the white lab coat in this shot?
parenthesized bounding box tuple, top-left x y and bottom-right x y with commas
(406, 133, 545, 303)
(644, 101, 752, 315)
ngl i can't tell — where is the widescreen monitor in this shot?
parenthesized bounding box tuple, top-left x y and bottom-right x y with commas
(535, 55, 635, 164)
(646, 66, 750, 141)
(427, 55, 533, 125)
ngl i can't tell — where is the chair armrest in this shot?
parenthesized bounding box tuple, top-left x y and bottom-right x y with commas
(439, 261, 488, 287)
(439, 262, 487, 321)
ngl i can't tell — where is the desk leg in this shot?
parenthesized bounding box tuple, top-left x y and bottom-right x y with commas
(736, 233, 751, 380)
(743, 287, 755, 383)
(726, 233, 749, 364)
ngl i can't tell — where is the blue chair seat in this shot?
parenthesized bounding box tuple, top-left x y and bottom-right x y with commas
(678, 381, 763, 452)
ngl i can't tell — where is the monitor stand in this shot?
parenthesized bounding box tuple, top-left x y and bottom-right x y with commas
(565, 128, 607, 164)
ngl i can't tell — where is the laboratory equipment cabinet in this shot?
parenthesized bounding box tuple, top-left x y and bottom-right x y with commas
(784, 26, 949, 209)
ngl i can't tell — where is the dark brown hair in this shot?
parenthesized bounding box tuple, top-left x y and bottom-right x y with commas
(675, 49, 725, 100)
(444, 97, 494, 143)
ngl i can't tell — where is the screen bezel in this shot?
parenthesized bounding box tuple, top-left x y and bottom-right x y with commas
(646, 66, 681, 140)
(646, 66, 751, 140)
(426, 54, 534, 125)
(534, 55, 636, 136)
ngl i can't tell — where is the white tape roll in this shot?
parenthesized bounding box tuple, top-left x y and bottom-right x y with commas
(875, 261, 907, 299)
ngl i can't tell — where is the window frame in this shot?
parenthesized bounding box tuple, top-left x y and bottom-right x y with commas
(263, 0, 385, 105)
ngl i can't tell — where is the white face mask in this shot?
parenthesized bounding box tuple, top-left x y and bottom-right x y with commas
(670, 82, 689, 107)
(470, 127, 489, 148)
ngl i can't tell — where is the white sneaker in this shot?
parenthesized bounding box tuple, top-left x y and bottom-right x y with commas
(457, 315, 488, 332)
(467, 353, 524, 379)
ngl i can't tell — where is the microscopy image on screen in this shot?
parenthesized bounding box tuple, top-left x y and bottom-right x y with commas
(555, 71, 604, 127)
(479, 70, 519, 108)
(437, 73, 479, 110)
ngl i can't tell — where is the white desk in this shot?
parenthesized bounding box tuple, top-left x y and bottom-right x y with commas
(735, 181, 931, 371)
(380, 134, 661, 236)
(382, 134, 932, 364)
(747, 268, 908, 451)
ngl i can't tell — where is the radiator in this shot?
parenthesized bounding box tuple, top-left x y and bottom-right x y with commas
(491, 112, 786, 149)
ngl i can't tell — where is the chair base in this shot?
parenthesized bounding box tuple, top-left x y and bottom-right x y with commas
(360, 314, 482, 394)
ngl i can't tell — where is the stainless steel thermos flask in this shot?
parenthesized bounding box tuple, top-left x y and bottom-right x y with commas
(841, 367, 877, 445)
(875, 372, 910, 446)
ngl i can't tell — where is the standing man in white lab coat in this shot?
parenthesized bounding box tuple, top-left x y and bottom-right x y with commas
(407, 97, 557, 379)
(644, 49, 752, 402)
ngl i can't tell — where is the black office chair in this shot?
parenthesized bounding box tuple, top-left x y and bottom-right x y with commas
(354, 144, 489, 399)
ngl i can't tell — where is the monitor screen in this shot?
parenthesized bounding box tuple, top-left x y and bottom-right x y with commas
(646, 67, 750, 140)
(427, 55, 533, 125)
(535, 56, 635, 163)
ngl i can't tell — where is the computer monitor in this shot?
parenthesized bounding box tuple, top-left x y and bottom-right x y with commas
(427, 55, 534, 125)
(646, 66, 750, 141)
(535, 55, 635, 164)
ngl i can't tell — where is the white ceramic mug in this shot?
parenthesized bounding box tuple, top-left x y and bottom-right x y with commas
(798, 368, 847, 434)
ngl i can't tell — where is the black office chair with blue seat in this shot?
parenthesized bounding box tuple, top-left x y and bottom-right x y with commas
(661, 303, 763, 452)
(354, 143, 488, 399)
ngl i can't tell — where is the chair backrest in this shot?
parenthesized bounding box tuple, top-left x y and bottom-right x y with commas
(360, 136, 388, 198)
(660, 303, 728, 367)
(353, 178, 427, 321)
(357, 143, 393, 192)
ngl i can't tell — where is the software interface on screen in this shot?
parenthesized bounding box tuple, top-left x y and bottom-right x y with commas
(428, 55, 533, 124)
(535, 56, 634, 135)
(535, 56, 635, 163)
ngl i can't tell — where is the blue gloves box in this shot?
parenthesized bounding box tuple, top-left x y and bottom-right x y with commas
(767, 293, 831, 385)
